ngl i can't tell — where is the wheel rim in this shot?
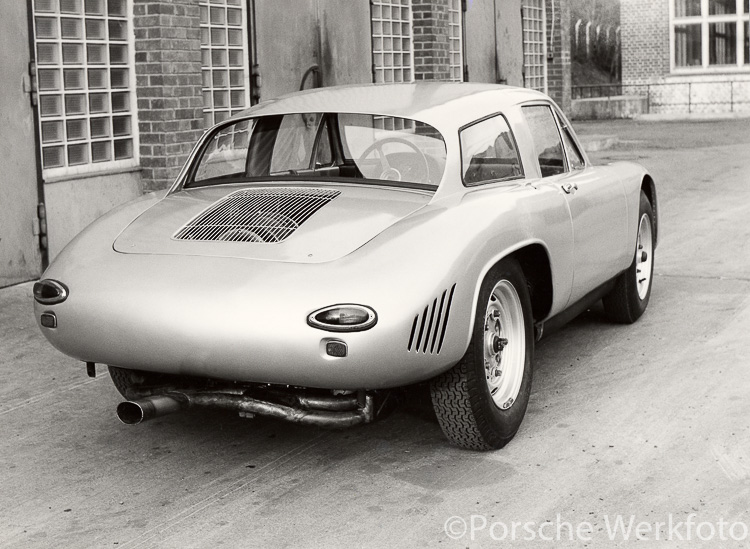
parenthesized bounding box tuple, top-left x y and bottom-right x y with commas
(636, 213, 653, 300)
(483, 280, 525, 410)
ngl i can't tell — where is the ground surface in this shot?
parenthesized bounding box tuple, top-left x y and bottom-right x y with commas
(1, 118, 749, 548)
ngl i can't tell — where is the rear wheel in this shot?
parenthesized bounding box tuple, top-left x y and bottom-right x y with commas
(603, 191, 655, 323)
(430, 259, 534, 450)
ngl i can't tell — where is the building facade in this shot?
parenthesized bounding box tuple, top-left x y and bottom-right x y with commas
(1, 0, 570, 287)
(622, 0, 750, 114)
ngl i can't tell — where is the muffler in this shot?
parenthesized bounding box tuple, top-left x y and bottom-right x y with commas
(116, 394, 186, 425)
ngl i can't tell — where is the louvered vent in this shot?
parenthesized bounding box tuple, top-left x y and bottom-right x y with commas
(407, 284, 456, 355)
(174, 187, 340, 243)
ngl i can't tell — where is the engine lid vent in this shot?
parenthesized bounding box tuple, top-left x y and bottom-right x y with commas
(174, 187, 340, 243)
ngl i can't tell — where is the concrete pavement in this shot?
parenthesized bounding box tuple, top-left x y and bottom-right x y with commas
(1, 118, 750, 548)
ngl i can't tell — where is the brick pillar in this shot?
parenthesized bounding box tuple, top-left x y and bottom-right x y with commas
(621, 0, 670, 85)
(133, 1, 204, 192)
(412, 0, 452, 81)
(545, 0, 571, 113)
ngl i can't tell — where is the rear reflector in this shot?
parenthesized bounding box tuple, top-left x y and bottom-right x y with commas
(40, 312, 57, 328)
(325, 340, 348, 358)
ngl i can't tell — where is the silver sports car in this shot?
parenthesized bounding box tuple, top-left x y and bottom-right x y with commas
(34, 83, 657, 450)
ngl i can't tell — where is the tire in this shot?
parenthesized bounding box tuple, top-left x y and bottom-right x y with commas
(603, 191, 655, 324)
(430, 258, 534, 450)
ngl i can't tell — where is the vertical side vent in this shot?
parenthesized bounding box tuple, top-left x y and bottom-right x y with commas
(407, 284, 456, 355)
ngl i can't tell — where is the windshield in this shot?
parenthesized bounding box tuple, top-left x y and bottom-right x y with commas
(187, 113, 447, 190)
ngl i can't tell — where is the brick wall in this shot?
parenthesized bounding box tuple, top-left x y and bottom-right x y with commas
(546, 0, 571, 112)
(412, 0, 452, 81)
(133, 0, 204, 192)
(621, 0, 670, 84)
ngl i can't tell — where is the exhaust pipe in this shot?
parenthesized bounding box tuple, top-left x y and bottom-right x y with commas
(116, 394, 186, 425)
(116, 390, 374, 428)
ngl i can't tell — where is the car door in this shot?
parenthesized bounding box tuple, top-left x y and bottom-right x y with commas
(521, 104, 628, 307)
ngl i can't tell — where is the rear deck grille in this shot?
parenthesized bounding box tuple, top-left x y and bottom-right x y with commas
(174, 187, 340, 243)
(407, 284, 456, 355)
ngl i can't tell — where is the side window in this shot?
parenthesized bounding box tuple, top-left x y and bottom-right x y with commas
(522, 105, 566, 177)
(194, 120, 252, 182)
(460, 114, 523, 185)
(560, 125, 585, 170)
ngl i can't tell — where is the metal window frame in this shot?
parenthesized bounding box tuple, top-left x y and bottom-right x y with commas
(448, 0, 464, 82)
(199, 0, 251, 128)
(522, 0, 548, 93)
(371, 0, 415, 84)
(32, 0, 139, 180)
(670, 0, 750, 72)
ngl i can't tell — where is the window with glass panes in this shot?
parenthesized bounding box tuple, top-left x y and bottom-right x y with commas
(371, 0, 414, 83)
(200, 0, 250, 127)
(522, 0, 547, 92)
(448, 0, 463, 82)
(672, 0, 750, 68)
(33, 0, 136, 175)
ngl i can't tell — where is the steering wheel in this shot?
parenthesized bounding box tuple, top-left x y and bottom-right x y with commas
(359, 136, 430, 183)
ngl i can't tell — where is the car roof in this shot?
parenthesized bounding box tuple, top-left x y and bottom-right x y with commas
(231, 82, 550, 131)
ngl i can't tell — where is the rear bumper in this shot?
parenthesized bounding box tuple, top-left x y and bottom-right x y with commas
(35, 253, 465, 390)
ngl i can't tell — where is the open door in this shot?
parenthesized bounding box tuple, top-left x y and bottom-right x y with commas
(0, 0, 44, 287)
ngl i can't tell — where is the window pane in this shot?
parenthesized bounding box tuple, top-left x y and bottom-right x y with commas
(91, 141, 111, 162)
(522, 106, 566, 178)
(675, 24, 702, 66)
(35, 17, 57, 38)
(460, 114, 523, 185)
(107, 0, 127, 17)
(89, 93, 109, 113)
(60, 18, 82, 39)
(709, 0, 736, 14)
(85, 0, 104, 15)
(40, 95, 62, 117)
(195, 120, 252, 182)
(64, 68, 84, 89)
(111, 92, 129, 112)
(675, 0, 701, 17)
(114, 139, 133, 160)
(561, 127, 585, 170)
(43, 146, 64, 169)
(66, 119, 87, 140)
(65, 94, 86, 115)
(709, 22, 737, 65)
(86, 19, 105, 40)
(62, 43, 83, 64)
(68, 143, 88, 165)
(108, 20, 127, 40)
(42, 120, 63, 143)
(38, 69, 60, 90)
(60, 0, 82, 14)
(37, 43, 59, 64)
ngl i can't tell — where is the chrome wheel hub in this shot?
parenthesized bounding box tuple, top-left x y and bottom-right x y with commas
(483, 280, 525, 410)
(635, 212, 653, 300)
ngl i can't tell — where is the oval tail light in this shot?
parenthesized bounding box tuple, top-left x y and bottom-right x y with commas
(307, 304, 377, 332)
(33, 279, 69, 305)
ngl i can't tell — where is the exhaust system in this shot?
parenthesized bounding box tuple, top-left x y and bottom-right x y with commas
(116, 390, 374, 428)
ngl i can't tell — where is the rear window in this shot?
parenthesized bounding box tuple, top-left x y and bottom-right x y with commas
(188, 113, 447, 190)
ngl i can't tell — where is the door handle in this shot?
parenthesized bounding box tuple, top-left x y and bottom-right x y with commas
(561, 182, 578, 194)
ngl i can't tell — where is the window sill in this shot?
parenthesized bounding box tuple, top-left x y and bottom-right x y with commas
(43, 164, 141, 185)
(669, 67, 750, 77)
